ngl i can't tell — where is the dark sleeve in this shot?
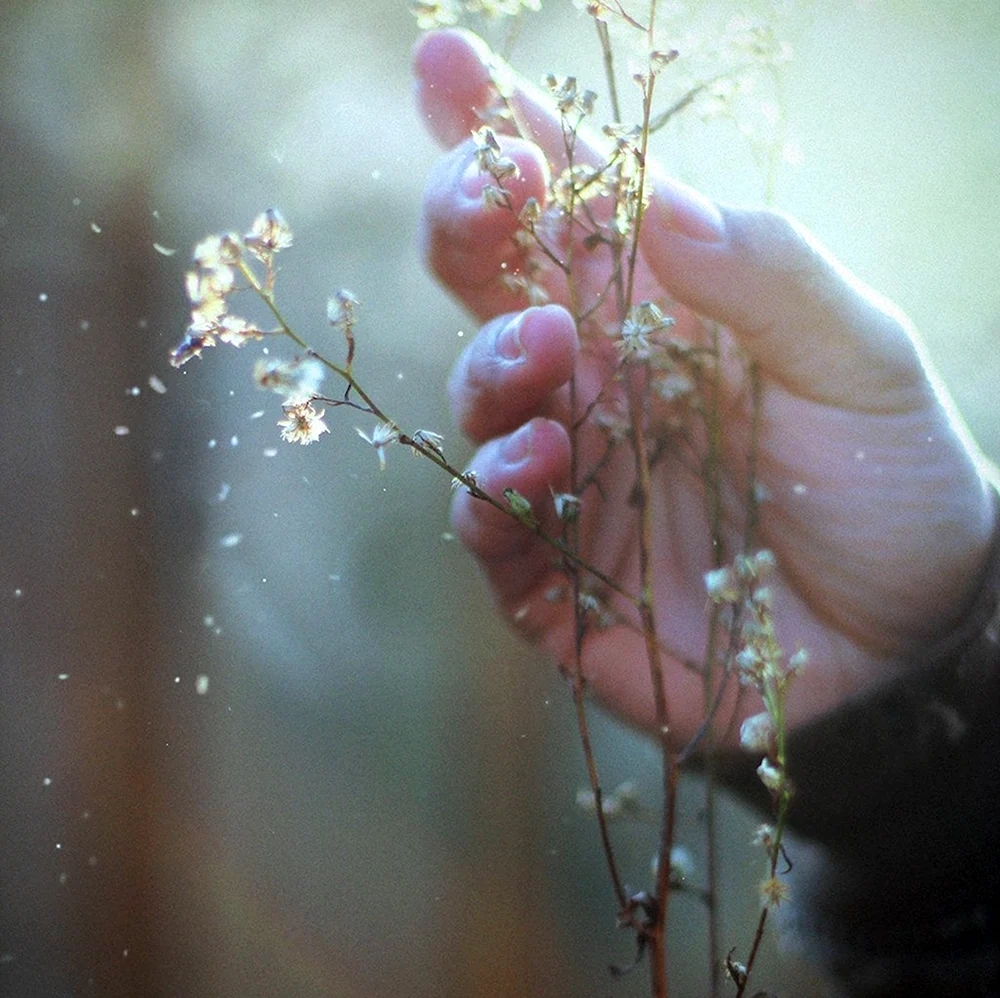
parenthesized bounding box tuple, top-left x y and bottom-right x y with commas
(717, 530, 1000, 997)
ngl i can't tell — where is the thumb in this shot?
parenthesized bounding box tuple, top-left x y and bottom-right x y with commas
(641, 170, 930, 413)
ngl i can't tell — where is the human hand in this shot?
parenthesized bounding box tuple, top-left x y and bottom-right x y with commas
(414, 29, 997, 744)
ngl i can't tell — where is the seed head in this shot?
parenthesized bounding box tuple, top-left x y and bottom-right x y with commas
(244, 208, 293, 260)
(355, 422, 399, 471)
(278, 401, 329, 446)
(760, 876, 790, 907)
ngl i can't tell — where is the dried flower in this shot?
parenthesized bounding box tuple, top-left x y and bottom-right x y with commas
(356, 422, 399, 470)
(654, 371, 693, 402)
(216, 315, 265, 347)
(518, 197, 541, 228)
(788, 648, 809, 674)
(327, 289, 360, 327)
(411, 429, 445, 457)
(760, 876, 790, 907)
(253, 356, 324, 401)
(451, 469, 478, 493)
(185, 269, 231, 327)
(616, 301, 675, 359)
(756, 757, 784, 794)
(704, 566, 739, 604)
(169, 331, 211, 368)
(551, 489, 581, 523)
(278, 401, 329, 445)
(473, 126, 503, 172)
(543, 74, 597, 117)
(244, 208, 293, 260)
(740, 712, 776, 754)
(576, 780, 640, 821)
(192, 234, 241, 270)
(500, 271, 550, 305)
(481, 184, 509, 210)
(409, 0, 460, 28)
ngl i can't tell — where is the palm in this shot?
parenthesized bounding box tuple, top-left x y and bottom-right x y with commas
(477, 247, 988, 738)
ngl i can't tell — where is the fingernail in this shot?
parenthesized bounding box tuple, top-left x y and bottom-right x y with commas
(502, 420, 535, 465)
(653, 175, 725, 243)
(495, 312, 525, 361)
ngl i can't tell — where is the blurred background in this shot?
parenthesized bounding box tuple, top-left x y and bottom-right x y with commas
(0, 1, 997, 995)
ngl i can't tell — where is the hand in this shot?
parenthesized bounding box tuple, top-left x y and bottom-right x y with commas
(414, 29, 997, 744)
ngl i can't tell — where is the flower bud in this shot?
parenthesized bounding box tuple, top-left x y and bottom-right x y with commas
(740, 712, 776, 754)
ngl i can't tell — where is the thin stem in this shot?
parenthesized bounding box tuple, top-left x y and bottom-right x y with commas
(700, 324, 726, 998)
(616, 10, 677, 995)
(595, 19, 622, 125)
(237, 258, 638, 606)
(560, 108, 631, 915)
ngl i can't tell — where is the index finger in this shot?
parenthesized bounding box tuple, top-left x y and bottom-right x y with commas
(413, 28, 605, 170)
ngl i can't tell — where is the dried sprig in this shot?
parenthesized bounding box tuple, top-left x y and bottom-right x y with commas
(171, 7, 807, 997)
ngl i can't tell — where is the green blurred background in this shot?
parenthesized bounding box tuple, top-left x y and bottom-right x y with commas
(0, 1, 996, 995)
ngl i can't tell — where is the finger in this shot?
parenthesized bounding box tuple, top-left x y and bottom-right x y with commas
(449, 305, 578, 443)
(421, 133, 555, 319)
(413, 28, 605, 169)
(640, 169, 930, 412)
(452, 417, 569, 578)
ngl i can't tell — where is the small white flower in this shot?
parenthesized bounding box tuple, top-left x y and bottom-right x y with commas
(411, 429, 444, 457)
(551, 489, 581, 524)
(327, 289, 360, 327)
(704, 566, 739, 604)
(788, 648, 809, 674)
(192, 233, 241, 270)
(756, 757, 784, 793)
(739, 712, 776, 754)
